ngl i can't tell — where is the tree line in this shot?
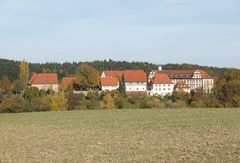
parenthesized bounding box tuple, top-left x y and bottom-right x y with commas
(0, 59, 240, 113)
(0, 58, 231, 82)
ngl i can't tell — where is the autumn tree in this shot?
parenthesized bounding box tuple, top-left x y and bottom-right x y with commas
(100, 93, 115, 109)
(19, 60, 29, 90)
(0, 75, 13, 94)
(76, 64, 100, 90)
(0, 95, 26, 113)
(50, 92, 68, 111)
(214, 69, 240, 107)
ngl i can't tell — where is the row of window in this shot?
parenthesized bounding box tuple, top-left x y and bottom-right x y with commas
(154, 84, 172, 87)
(155, 88, 171, 91)
(128, 87, 145, 91)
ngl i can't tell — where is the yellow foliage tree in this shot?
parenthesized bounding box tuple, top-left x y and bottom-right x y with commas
(19, 60, 29, 90)
(50, 92, 68, 111)
(101, 94, 115, 109)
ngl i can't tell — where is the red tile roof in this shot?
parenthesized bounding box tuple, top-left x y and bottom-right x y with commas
(153, 74, 173, 84)
(103, 71, 124, 78)
(101, 77, 119, 86)
(61, 76, 76, 85)
(199, 70, 212, 79)
(157, 69, 212, 79)
(29, 73, 58, 85)
(124, 70, 147, 82)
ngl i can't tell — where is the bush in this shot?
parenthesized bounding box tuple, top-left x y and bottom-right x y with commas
(0, 95, 26, 113)
(140, 97, 165, 109)
(147, 97, 165, 108)
(23, 87, 40, 101)
(86, 92, 96, 100)
(25, 96, 51, 112)
(87, 99, 100, 109)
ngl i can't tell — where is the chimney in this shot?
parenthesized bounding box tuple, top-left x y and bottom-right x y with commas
(158, 65, 162, 71)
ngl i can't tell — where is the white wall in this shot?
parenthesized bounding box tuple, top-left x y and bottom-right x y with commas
(203, 79, 214, 93)
(31, 84, 59, 92)
(151, 84, 174, 96)
(102, 85, 119, 91)
(125, 82, 147, 92)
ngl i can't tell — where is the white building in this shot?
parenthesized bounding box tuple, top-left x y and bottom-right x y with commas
(149, 66, 214, 93)
(100, 77, 119, 91)
(29, 73, 59, 92)
(123, 70, 147, 96)
(150, 73, 174, 96)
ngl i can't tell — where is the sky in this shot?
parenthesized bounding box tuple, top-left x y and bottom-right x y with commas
(0, 0, 240, 68)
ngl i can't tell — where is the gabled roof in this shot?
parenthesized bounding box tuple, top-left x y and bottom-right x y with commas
(157, 69, 212, 79)
(61, 76, 76, 85)
(124, 70, 147, 82)
(153, 74, 173, 84)
(101, 77, 119, 86)
(199, 70, 212, 79)
(29, 73, 58, 85)
(102, 70, 124, 78)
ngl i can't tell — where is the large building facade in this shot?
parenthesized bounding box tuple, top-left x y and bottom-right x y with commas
(149, 66, 214, 93)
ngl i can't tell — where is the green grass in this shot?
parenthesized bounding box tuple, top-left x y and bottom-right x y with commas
(1, 109, 240, 162)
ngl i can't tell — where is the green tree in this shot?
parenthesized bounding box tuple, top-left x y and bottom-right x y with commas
(76, 64, 100, 90)
(23, 87, 40, 102)
(19, 60, 29, 90)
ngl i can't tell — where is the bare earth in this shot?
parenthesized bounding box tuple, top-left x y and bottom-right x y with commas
(0, 109, 240, 162)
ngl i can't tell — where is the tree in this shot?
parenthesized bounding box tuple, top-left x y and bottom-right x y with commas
(0, 75, 13, 94)
(67, 92, 80, 110)
(50, 92, 68, 111)
(214, 69, 240, 107)
(0, 95, 26, 113)
(76, 64, 100, 90)
(23, 87, 40, 102)
(19, 60, 29, 90)
(100, 93, 115, 109)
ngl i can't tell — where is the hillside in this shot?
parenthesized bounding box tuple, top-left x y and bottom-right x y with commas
(0, 58, 233, 81)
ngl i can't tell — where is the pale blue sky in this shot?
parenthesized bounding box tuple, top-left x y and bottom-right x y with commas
(0, 0, 240, 68)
